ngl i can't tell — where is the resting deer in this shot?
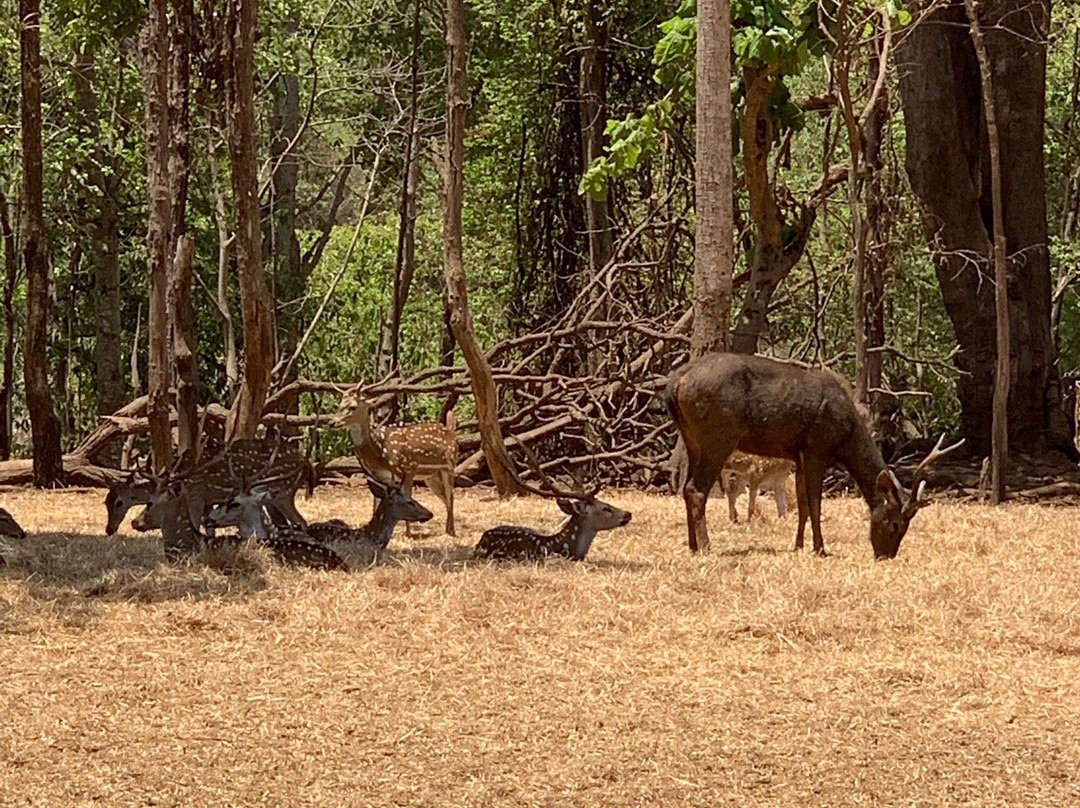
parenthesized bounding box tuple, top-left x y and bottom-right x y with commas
(0, 507, 25, 567)
(476, 495, 631, 561)
(104, 439, 311, 536)
(304, 477, 434, 549)
(666, 353, 962, 559)
(722, 451, 795, 522)
(333, 386, 458, 535)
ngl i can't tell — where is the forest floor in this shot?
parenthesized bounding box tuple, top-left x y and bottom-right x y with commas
(1, 484, 1079, 807)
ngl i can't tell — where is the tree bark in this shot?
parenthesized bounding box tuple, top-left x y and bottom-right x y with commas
(224, 0, 274, 441)
(898, 0, 1064, 455)
(580, 0, 616, 362)
(692, 0, 733, 357)
(169, 0, 198, 464)
(0, 189, 18, 460)
(137, 0, 174, 471)
(20, 0, 64, 486)
(963, 0, 1009, 502)
(444, 0, 523, 496)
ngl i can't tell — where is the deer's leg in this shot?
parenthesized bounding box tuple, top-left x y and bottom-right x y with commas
(725, 472, 740, 523)
(794, 462, 809, 551)
(683, 438, 735, 554)
(747, 479, 759, 521)
(401, 471, 421, 537)
(774, 479, 789, 518)
(427, 472, 455, 536)
(801, 456, 828, 556)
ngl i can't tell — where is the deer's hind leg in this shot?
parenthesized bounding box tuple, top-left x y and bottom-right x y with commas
(427, 470, 455, 536)
(794, 462, 809, 551)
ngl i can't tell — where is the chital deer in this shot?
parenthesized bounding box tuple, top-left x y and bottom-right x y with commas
(304, 477, 433, 549)
(722, 451, 795, 522)
(333, 387, 457, 535)
(105, 439, 311, 535)
(475, 496, 632, 561)
(666, 353, 962, 559)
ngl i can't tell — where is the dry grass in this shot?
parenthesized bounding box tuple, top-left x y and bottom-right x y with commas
(2, 483, 1080, 807)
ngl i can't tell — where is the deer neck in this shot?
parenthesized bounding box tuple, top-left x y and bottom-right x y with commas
(358, 504, 396, 547)
(551, 517, 596, 560)
(842, 421, 890, 508)
(346, 404, 378, 449)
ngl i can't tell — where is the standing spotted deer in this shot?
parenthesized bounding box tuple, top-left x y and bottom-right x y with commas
(333, 387, 457, 535)
(722, 451, 795, 523)
(666, 353, 962, 559)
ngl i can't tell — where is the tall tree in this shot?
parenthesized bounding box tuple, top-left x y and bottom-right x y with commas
(899, 0, 1066, 454)
(137, 0, 173, 471)
(444, 0, 523, 496)
(691, 0, 733, 356)
(224, 0, 274, 441)
(20, 0, 64, 486)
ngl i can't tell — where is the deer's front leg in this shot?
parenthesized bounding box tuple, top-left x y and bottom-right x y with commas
(800, 456, 828, 556)
(794, 462, 809, 551)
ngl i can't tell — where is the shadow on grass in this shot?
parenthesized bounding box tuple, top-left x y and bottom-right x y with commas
(717, 543, 786, 557)
(378, 540, 653, 573)
(0, 531, 271, 607)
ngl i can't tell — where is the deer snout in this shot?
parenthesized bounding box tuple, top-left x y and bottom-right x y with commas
(618, 512, 632, 526)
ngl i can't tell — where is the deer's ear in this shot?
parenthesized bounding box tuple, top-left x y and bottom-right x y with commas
(366, 477, 387, 498)
(876, 470, 901, 501)
(557, 498, 578, 515)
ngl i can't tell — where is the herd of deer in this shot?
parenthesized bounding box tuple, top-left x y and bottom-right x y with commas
(0, 354, 964, 570)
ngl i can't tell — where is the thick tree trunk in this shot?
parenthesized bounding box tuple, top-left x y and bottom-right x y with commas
(692, 0, 733, 357)
(138, 0, 174, 471)
(224, 0, 274, 441)
(20, 0, 64, 486)
(899, 0, 1065, 455)
(444, 0, 523, 496)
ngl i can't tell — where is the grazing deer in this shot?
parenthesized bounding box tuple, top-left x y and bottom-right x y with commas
(722, 451, 795, 522)
(475, 487, 632, 561)
(105, 439, 311, 536)
(333, 387, 458, 535)
(666, 353, 962, 559)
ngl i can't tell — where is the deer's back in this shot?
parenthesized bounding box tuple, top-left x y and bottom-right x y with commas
(669, 353, 861, 460)
(381, 422, 458, 474)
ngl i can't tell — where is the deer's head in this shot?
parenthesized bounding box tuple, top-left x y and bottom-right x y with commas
(331, 385, 369, 429)
(869, 436, 963, 559)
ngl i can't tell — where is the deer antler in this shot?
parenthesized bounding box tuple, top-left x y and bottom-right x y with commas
(512, 439, 597, 502)
(904, 434, 965, 515)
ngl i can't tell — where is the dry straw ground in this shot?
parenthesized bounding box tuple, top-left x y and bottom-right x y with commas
(2, 482, 1080, 807)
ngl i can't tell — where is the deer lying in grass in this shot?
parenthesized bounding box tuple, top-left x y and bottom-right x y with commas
(0, 507, 25, 566)
(295, 477, 433, 549)
(333, 386, 458, 535)
(722, 451, 795, 523)
(475, 495, 632, 561)
(666, 353, 962, 559)
(104, 439, 311, 535)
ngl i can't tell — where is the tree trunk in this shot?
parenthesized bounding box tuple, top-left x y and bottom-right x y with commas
(444, 0, 523, 496)
(0, 189, 18, 460)
(170, 0, 198, 464)
(898, 0, 1064, 455)
(20, 0, 64, 486)
(580, 0, 616, 361)
(730, 67, 814, 354)
(137, 0, 174, 471)
(963, 0, 1009, 502)
(384, 0, 424, 385)
(224, 0, 274, 441)
(267, 28, 302, 396)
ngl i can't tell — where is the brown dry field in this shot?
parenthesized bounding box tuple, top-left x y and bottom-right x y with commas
(2, 483, 1080, 807)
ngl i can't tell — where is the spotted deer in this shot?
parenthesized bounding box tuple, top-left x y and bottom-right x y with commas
(333, 387, 457, 535)
(722, 451, 795, 523)
(303, 477, 433, 549)
(475, 495, 631, 561)
(666, 353, 962, 559)
(104, 439, 311, 535)
(137, 478, 347, 570)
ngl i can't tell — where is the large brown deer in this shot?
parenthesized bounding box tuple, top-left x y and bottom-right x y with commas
(333, 387, 457, 535)
(666, 353, 962, 559)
